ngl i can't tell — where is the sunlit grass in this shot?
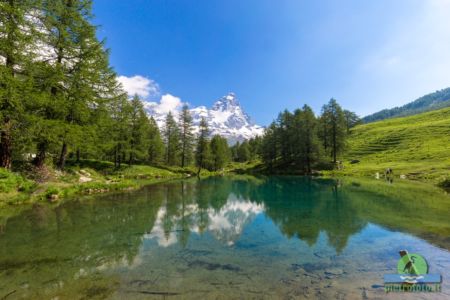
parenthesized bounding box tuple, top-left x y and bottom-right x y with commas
(334, 107, 450, 184)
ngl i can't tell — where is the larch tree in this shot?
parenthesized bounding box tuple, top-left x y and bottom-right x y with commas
(320, 98, 347, 163)
(110, 94, 132, 168)
(0, 0, 36, 169)
(179, 104, 194, 167)
(210, 135, 230, 171)
(296, 105, 320, 173)
(260, 122, 278, 168)
(237, 140, 250, 162)
(163, 112, 180, 166)
(147, 116, 164, 165)
(128, 94, 150, 165)
(343, 110, 361, 133)
(56, 7, 114, 169)
(195, 117, 211, 176)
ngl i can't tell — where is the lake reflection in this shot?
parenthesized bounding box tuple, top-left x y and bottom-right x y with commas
(1, 176, 449, 299)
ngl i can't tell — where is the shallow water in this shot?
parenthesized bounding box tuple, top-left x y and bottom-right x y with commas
(1, 176, 449, 299)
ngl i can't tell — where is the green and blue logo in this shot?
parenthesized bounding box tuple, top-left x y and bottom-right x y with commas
(384, 250, 442, 292)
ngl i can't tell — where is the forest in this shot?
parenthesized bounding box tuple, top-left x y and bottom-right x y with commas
(0, 0, 238, 175)
(0, 0, 360, 177)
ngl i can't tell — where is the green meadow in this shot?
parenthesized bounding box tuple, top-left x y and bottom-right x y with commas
(335, 107, 450, 185)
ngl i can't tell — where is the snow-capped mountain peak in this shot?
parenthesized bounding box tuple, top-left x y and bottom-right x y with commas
(212, 92, 239, 111)
(145, 92, 264, 144)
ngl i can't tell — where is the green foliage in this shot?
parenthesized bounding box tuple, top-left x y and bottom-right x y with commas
(320, 99, 347, 163)
(210, 135, 230, 171)
(236, 141, 250, 162)
(248, 136, 262, 160)
(0, 0, 37, 169)
(147, 116, 165, 165)
(0, 168, 34, 193)
(343, 110, 361, 133)
(295, 105, 321, 173)
(179, 104, 194, 167)
(44, 186, 61, 198)
(128, 95, 151, 164)
(195, 117, 211, 173)
(258, 101, 351, 173)
(163, 112, 181, 166)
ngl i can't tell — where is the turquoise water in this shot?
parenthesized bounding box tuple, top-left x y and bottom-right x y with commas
(1, 176, 449, 299)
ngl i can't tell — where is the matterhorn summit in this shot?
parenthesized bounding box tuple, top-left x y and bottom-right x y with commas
(145, 93, 264, 144)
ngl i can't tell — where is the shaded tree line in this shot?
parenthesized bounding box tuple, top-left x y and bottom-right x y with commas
(260, 99, 360, 173)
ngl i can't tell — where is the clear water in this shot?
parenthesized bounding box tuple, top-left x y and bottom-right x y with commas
(1, 176, 449, 299)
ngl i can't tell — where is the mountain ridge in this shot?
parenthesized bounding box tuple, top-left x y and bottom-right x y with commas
(363, 87, 450, 123)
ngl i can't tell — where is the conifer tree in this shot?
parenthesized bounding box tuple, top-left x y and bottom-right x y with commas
(231, 141, 240, 162)
(195, 117, 211, 176)
(277, 110, 294, 164)
(56, 8, 114, 169)
(0, 0, 36, 169)
(179, 104, 194, 167)
(296, 105, 320, 173)
(29, 0, 102, 167)
(128, 95, 150, 164)
(110, 95, 132, 168)
(320, 98, 346, 163)
(210, 135, 230, 171)
(248, 136, 262, 160)
(261, 122, 278, 168)
(343, 110, 361, 133)
(164, 112, 180, 166)
(237, 141, 250, 162)
(147, 116, 164, 165)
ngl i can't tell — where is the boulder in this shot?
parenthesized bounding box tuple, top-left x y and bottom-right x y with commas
(48, 194, 59, 203)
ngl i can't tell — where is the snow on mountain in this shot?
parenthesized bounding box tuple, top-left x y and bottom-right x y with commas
(144, 195, 264, 247)
(144, 92, 264, 143)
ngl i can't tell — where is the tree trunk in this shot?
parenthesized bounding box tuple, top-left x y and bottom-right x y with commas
(76, 148, 80, 163)
(306, 147, 311, 174)
(57, 142, 68, 170)
(117, 144, 122, 168)
(181, 151, 185, 168)
(0, 118, 13, 169)
(34, 142, 47, 167)
(332, 124, 337, 163)
(114, 147, 118, 168)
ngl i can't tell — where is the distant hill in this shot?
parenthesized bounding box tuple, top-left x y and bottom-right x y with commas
(344, 106, 450, 182)
(363, 88, 450, 123)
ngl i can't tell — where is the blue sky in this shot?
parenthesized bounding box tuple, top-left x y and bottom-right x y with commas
(93, 0, 450, 125)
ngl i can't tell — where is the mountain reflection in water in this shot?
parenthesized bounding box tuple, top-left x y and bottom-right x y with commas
(0, 176, 449, 299)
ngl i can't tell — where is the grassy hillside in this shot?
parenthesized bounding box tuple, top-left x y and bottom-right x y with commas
(363, 87, 450, 123)
(338, 106, 450, 184)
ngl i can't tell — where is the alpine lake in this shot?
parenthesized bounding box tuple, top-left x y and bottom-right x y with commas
(1, 176, 449, 299)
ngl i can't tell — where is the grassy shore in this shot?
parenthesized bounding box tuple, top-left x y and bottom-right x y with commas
(327, 107, 450, 187)
(0, 160, 225, 206)
(3, 106, 450, 205)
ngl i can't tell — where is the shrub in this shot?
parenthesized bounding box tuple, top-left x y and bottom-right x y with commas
(44, 186, 61, 198)
(0, 168, 35, 193)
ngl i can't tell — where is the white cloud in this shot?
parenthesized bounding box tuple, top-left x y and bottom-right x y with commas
(143, 94, 185, 115)
(117, 75, 159, 99)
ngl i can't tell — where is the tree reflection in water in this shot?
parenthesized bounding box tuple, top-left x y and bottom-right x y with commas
(1, 175, 449, 298)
